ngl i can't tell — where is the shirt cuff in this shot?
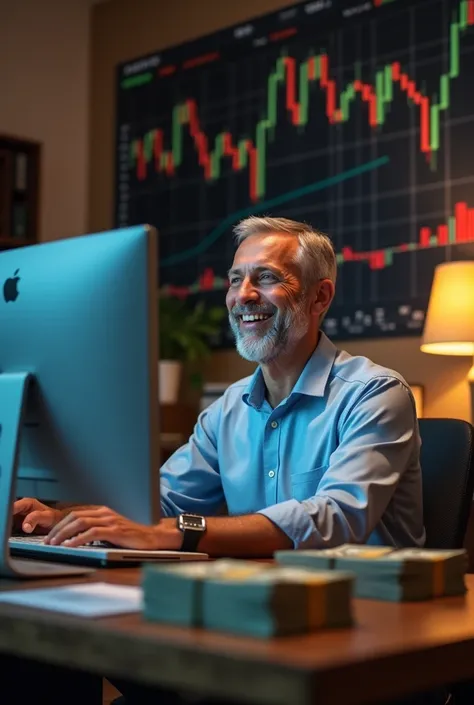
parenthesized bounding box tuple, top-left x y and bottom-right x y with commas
(258, 499, 318, 549)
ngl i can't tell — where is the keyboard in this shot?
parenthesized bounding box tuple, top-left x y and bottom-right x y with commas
(11, 535, 104, 548)
(9, 535, 208, 566)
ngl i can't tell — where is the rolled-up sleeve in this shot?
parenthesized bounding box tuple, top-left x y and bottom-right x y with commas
(160, 399, 225, 517)
(258, 377, 419, 548)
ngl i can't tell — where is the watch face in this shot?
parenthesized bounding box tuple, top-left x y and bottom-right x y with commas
(180, 514, 206, 531)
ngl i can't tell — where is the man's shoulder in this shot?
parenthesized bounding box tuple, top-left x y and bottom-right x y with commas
(331, 346, 410, 392)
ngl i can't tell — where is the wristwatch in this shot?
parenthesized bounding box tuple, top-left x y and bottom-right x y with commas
(177, 513, 207, 552)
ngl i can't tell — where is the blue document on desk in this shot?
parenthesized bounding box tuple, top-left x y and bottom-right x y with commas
(0, 582, 143, 617)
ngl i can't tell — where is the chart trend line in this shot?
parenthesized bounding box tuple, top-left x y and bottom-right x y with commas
(131, 0, 474, 202)
(160, 156, 389, 269)
(163, 200, 474, 297)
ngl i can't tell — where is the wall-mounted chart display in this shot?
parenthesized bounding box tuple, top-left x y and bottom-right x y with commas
(115, 0, 474, 344)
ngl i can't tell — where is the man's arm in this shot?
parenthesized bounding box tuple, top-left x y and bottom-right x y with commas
(256, 376, 420, 550)
(160, 399, 225, 517)
(198, 515, 293, 555)
(153, 514, 293, 555)
(43, 377, 420, 554)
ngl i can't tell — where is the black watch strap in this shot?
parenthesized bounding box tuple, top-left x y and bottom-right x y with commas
(180, 527, 202, 552)
(177, 514, 206, 552)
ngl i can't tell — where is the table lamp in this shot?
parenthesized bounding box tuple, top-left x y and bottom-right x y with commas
(420, 261, 474, 423)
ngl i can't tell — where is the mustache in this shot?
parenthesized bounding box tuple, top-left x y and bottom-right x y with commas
(231, 304, 276, 317)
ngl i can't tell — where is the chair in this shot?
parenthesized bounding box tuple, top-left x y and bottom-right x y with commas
(418, 418, 474, 549)
(418, 421, 474, 705)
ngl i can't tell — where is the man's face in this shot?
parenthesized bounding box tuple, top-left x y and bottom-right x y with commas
(225, 233, 312, 363)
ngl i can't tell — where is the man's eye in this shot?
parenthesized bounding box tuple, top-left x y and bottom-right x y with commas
(229, 277, 241, 286)
(260, 273, 276, 281)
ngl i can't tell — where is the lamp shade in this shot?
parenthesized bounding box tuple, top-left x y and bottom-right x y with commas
(421, 261, 474, 356)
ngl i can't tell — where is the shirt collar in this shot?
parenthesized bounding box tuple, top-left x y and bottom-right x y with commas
(242, 332, 337, 409)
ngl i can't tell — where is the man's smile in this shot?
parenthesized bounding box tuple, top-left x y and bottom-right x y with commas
(238, 312, 275, 330)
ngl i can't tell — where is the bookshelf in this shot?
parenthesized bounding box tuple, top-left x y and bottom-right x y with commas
(0, 134, 40, 249)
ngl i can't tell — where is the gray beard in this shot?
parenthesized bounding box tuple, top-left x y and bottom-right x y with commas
(229, 298, 309, 363)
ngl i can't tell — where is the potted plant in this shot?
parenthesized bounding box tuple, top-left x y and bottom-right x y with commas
(158, 294, 227, 404)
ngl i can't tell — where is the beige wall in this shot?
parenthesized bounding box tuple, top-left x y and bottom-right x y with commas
(0, 0, 91, 241)
(89, 0, 473, 422)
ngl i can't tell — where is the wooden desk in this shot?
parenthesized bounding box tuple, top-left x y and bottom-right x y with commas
(2, 569, 474, 705)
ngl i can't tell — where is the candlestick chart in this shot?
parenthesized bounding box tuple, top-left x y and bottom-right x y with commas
(115, 0, 474, 343)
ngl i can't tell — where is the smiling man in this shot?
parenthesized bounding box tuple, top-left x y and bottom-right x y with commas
(14, 215, 425, 555)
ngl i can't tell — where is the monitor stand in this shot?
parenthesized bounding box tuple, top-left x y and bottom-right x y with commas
(0, 373, 93, 578)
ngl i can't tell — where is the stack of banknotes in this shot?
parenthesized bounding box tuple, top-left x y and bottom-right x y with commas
(142, 559, 354, 636)
(275, 545, 467, 601)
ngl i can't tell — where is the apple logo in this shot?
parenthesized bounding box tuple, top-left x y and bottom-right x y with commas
(3, 269, 20, 303)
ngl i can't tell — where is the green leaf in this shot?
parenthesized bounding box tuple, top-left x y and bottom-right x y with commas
(209, 307, 227, 322)
(158, 294, 227, 362)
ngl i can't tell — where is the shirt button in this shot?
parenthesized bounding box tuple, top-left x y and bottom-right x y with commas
(268, 470, 275, 478)
(270, 421, 278, 429)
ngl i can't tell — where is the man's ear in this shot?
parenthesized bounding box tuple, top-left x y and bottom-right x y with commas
(310, 279, 335, 318)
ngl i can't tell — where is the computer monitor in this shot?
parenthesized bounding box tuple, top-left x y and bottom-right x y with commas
(0, 225, 160, 577)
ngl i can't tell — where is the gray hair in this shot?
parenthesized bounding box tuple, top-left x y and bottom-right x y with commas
(233, 216, 337, 289)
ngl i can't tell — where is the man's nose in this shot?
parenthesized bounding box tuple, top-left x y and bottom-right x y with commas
(237, 277, 259, 304)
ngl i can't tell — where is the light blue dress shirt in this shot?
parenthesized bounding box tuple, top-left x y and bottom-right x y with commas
(160, 333, 425, 549)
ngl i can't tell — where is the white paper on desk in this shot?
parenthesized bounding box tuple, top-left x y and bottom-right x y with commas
(0, 582, 143, 617)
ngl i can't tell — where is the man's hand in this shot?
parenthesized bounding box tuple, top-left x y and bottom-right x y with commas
(44, 506, 181, 550)
(13, 498, 65, 535)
